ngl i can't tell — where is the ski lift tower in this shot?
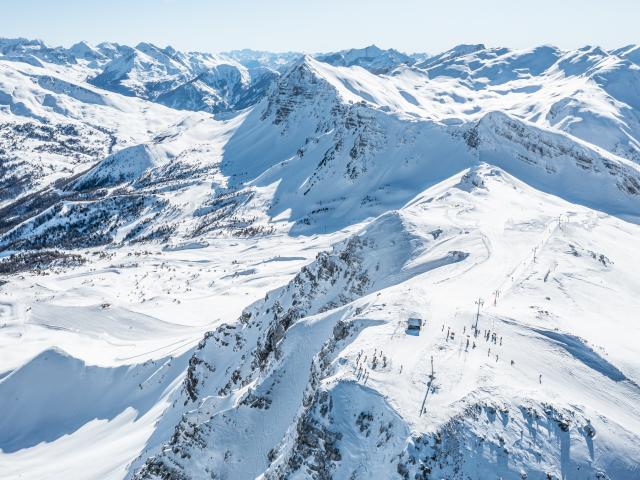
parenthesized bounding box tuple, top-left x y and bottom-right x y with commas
(474, 297, 484, 334)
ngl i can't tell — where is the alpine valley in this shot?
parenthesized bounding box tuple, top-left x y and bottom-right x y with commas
(0, 38, 639, 480)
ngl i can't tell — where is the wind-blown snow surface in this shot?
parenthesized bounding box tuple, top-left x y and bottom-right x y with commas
(1, 39, 640, 480)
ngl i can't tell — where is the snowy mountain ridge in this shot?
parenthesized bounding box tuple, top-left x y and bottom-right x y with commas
(0, 39, 640, 480)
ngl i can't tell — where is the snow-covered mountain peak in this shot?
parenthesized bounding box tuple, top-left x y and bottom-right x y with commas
(316, 44, 415, 73)
(0, 37, 49, 55)
(67, 41, 105, 61)
(134, 41, 166, 55)
(0, 36, 75, 66)
(86, 43, 257, 113)
(418, 43, 487, 67)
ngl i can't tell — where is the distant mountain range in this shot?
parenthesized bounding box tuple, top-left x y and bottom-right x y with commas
(0, 38, 426, 116)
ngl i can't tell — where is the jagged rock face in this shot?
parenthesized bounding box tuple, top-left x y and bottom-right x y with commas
(181, 221, 403, 401)
(126, 213, 478, 479)
(470, 112, 640, 212)
(267, 388, 609, 480)
(128, 237, 380, 479)
(260, 59, 339, 128)
(395, 401, 604, 480)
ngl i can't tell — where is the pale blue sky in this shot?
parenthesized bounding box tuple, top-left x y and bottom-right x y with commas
(4, 0, 638, 53)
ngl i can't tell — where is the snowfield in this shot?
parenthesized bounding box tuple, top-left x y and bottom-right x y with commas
(0, 39, 639, 480)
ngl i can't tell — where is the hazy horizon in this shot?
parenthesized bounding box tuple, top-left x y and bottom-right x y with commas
(3, 0, 638, 54)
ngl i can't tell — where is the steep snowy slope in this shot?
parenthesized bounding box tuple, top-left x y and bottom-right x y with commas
(221, 57, 640, 230)
(0, 111, 241, 250)
(2, 53, 640, 258)
(3, 36, 639, 151)
(0, 225, 348, 479)
(126, 166, 640, 480)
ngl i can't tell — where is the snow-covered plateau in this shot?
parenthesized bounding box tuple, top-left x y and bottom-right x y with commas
(0, 38, 639, 480)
